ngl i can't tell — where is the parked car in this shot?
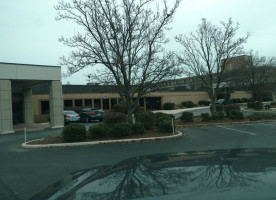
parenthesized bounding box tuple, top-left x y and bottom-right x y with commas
(215, 99, 231, 105)
(79, 108, 104, 122)
(64, 110, 80, 124)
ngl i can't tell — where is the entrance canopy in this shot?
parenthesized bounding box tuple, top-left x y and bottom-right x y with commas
(0, 62, 64, 134)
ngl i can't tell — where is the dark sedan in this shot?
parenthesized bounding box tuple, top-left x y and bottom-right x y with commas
(30, 148, 276, 200)
(79, 108, 104, 123)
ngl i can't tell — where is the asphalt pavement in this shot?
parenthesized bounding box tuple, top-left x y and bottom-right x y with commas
(1, 120, 276, 199)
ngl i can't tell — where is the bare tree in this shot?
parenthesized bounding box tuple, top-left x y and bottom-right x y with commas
(230, 51, 276, 109)
(55, 0, 181, 124)
(175, 18, 249, 112)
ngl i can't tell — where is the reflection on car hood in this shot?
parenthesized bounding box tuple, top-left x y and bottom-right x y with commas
(30, 148, 276, 200)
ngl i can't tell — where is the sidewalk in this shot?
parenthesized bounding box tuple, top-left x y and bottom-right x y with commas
(13, 123, 51, 132)
(152, 106, 210, 118)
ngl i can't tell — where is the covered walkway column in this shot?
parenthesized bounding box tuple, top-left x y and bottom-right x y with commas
(23, 88, 34, 123)
(0, 80, 13, 134)
(49, 81, 64, 128)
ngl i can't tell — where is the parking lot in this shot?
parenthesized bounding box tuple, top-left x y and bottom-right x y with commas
(182, 122, 276, 150)
(1, 121, 276, 200)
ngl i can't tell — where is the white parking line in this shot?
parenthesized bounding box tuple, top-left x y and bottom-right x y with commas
(216, 126, 257, 135)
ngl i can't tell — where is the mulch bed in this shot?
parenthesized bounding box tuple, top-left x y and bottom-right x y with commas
(28, 126, 175, 145)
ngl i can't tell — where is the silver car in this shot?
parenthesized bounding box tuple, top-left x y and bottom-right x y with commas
(64, 110, 80, 124)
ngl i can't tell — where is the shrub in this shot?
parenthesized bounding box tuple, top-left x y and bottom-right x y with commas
(214, 105, 224, 112)
(62, 123, 86, 142)
(132, 122, 146, 135)
(212, 112, 225, 120)
(271, 102, 276, 106)
(229, 111, 244, 120)
(263, 97, 273, 101)
(181, 101, 195, 108)
(201, 113, 212, 121)
(180, 112, 194, 122)
(155, 112, 174, 125)
(89, 123, 109, 139)
(158, 119, 174, 133)
(198, 100, 210, 106)
(248, 113, 276, 121)
(242, 98, 248, 102)
(163, 102, 175, 110)
(135, 111, 155, 130)
(247, 102, 259, 110)
(112, 123, 131, 138)
(224, 104, 240, 117)
(103, 111, 127, 125)
(113, 104, 126, 113)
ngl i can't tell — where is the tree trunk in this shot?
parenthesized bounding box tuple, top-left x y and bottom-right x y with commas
(210, 97, 216, 113)
(257, 98, 263, 110)
(127, 109, 134, 125)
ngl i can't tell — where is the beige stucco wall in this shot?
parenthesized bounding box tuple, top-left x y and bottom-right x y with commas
(161, 91, 209, 107)
(230, 91, 252, 99)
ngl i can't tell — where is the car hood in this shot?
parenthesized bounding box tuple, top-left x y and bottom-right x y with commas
(30, 148, 276, 200)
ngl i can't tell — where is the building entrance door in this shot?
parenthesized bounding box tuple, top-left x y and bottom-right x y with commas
(12, 94, 23, 124)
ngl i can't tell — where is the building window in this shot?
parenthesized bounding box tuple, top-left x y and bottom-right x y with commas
(139, 98, 145, 107)
(64, 100, 73, 107)
(94, 99, 101, 109)
(85, 99, 92, 107)
(41, 101, 49, 114)
(75, 99, 83, 107)
(111, 98, 117, 109)
(103, 98, 109, 110)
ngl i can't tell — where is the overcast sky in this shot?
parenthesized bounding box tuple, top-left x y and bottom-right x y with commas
(1, 0, 275, 85)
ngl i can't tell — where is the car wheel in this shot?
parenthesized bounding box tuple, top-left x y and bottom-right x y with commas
(85, 117, 89, 123)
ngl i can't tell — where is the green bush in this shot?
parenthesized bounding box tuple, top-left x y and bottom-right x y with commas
(132, 122, 146, 135)
(263, 97, 273, 101)
(229, 111, 244, 120)
(198, 100, 210, 106)
(201, 113, 212, 121)
(181, 101, 195, 108)
(113, 104, 126, 113)
(180, 112, 194, 122)
(242, 98, 249, 102)
(163, 102, 175, 110)
(62, 123, 87, 142)
(247, 102, 259, 110)
(158, 119, 174, 133)
(271, 102, 276, 106)
(214, 105, 224, 112)
(89, 123, 109, 139)
(103, 111, 127, 125)
(248, 113, 276, 121)
(112, 123, 131, 138)
(224, 104, 240, 117)
(155, 112, 174, 125)
(135, 111, 155, 130)
(212, 112, 225, 120)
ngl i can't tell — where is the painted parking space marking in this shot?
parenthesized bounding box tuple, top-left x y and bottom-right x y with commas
(216, 126, 257, 136)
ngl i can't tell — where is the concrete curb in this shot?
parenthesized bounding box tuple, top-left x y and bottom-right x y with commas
(177, 120, 276, 128)
(22, 131, 183, 149)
